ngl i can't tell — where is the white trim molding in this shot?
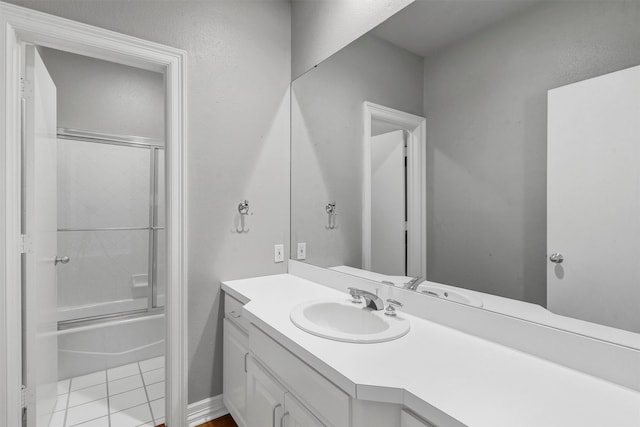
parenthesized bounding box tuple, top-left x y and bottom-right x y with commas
(188, 395, 229, 427)
(362, 101, 427, 278)
(0, 2, 188, 426)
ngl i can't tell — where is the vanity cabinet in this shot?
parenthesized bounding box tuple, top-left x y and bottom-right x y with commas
(283, 394, 326, 427)
(223, 291, 437, 427)
(223, 295, 249, 427)
(246, 356, 324, 427)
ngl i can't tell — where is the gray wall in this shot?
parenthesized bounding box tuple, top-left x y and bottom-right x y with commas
(291, 34, 423, 268)
(39, 48, 164, 139)
(423, 1, 640, 305)
(291, 0, 414, 78)
(7, 0, 291, 403)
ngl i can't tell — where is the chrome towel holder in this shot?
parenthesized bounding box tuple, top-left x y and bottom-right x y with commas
(237, 200, 250, 233)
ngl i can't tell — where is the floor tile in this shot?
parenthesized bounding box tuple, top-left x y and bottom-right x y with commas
(139, 356, 164, 373)
(48, 410, 65, 427)
(70, 371, 106, 392)
(57, 379, 70, 395)
(72, 416, 109, 427)
(109, 387, 148, 414)
(108, 374, 144, 395)
(145, 381, 164, 401)
(107, 362, 140, 382)
(68, 383, 107, 408)
(64, 397, 108, 426)
(110, 403, 153, 427)
(137, 423, 155, 427)
(142, 367, 164, 386)
(150, 398, 164, 421)
(54, 394, 68, 412)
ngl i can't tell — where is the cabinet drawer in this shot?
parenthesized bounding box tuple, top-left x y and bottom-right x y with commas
(225, 293, 250, 333)
(401, 410, 435, 427)
(250, 325, 349, 427)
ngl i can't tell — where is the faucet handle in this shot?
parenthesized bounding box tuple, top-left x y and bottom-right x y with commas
(347, 287, 363, 304)
(384, 299, 403, 316)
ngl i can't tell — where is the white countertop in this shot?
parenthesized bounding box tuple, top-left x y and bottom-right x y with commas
(222, 273, 640, 427)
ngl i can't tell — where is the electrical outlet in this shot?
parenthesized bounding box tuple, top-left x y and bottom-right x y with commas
(297, 242, 306, 260)
(274, 244, 284, 263)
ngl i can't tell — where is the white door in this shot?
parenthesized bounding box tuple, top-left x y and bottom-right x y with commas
(23, 44, 59, 427)
(246, 357, 286, 427)
(283, 393, 325, 427)
(371, 130, 406, 275)
(547, 65, 640, 333)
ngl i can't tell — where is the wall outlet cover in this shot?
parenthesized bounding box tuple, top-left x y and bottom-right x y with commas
(274, 244, 284, 263)
(297, 242, 307, 260)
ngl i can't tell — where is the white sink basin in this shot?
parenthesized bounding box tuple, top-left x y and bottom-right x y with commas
(416, 284, 483, 308)
(290, 299, 410, 343)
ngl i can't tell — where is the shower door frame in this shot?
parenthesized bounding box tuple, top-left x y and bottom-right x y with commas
(0, 3, 188, 427)
(56, 128, 167, 326)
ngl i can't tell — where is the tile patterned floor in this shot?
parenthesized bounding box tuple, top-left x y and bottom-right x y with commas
(50, 356, 165, 427)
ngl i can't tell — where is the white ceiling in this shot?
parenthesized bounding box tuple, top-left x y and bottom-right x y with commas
(371, 0, 542, 58)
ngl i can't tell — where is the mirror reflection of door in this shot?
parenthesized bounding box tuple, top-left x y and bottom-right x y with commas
(547, 64, 640, 333)
(371, 129, 407, 276)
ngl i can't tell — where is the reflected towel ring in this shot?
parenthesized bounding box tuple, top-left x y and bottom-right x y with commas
(325, 202, 337, 230)
(237, 200, 250, 233)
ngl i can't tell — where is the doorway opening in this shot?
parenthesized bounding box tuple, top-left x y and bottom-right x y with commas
(23, 45, 168, 427)
(362, 101, 427, 279)
(1, 4, 187, 427)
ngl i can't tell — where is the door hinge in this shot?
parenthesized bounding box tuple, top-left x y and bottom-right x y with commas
(20, 78, 33, 100)
(20, 234, 33, 254)
(404, 221, 408, 231)
(21, 385, 27, 409)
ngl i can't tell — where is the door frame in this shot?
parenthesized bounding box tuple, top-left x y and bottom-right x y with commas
(0, 3, 188, 426)
(362, 101, 426, 278)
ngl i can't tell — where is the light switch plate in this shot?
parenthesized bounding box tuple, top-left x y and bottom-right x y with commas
(297, 242, 306, 260)
(274, 244, 284, 263)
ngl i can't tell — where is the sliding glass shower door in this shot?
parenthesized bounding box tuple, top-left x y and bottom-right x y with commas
(56, 129, 165, 326)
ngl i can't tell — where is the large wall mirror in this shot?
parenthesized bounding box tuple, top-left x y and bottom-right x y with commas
(290, 0, 640, 349)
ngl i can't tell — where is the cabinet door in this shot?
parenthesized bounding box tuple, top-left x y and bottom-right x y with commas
(283, 393, 325, 427)
(223, 319, 249, 426)
(246, 357, 286, 427)
(401, 410, 434, 427)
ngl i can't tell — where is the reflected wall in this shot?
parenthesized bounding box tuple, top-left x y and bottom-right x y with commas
(423, 0, 640, 305)
(291, 34, 423, 268)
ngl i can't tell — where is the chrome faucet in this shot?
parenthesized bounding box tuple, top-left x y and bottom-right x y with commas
(347, 287, 385, 310)
(404, 276, 424, 291)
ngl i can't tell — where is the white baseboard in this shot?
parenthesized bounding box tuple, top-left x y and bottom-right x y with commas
(187, 394, 229, 427)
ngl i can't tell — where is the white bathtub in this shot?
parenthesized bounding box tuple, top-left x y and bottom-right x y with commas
(57, 313, 164, 380)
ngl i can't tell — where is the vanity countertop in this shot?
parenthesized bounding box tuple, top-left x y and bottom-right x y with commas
(222, 273, 640, 427)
